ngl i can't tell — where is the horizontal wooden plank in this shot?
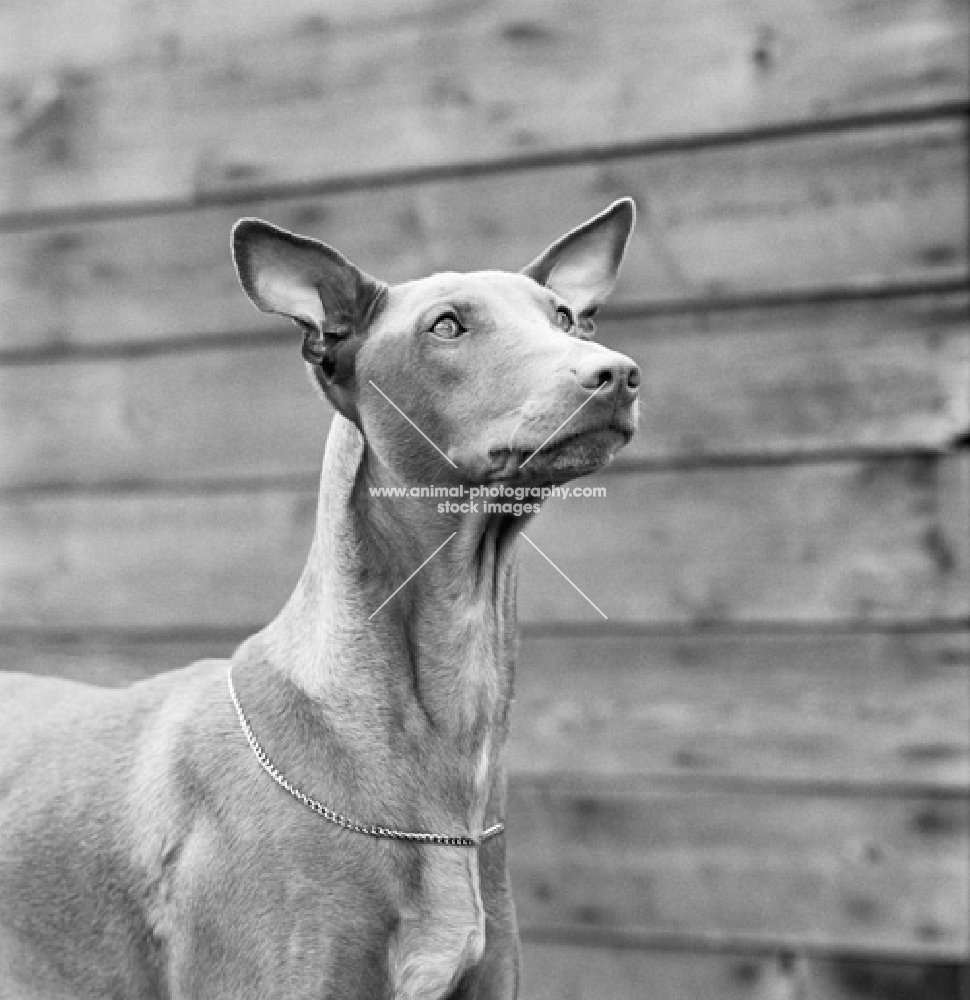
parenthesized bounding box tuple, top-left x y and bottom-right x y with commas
(509, 632, 970, 790)
(507, 782, 970, 958)
(0, 343, 325, 489)
(630, 295, 970, 462)
(0, 458, 966, 630)
(2, 295, 967, 488)
(0, 0, 442, 79)
(0, 0, 966, 213)
(523, 456, 970, 624)
(520, 943, 970, 1000)
(4, 631, 967, 790)
(0, 343, 323, 489)
(0, 121, 965, 350)
(0, 635, 228, 687)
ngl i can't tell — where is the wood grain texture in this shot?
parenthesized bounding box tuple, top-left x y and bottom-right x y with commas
(0, 635, 230, 686)
(507, 781, 969, 958)
(3, 631, 967, 790)
(0, 457, 966, 630)
(520, 943, 970, 1000)
(522, 456, 970, 624)
(628, 295, 970, 462)
(2, 294, 967, 489)
(0, 0, 966, 213)
(0, 343, 326, 489)
(509, 632, 970, 790)
(1, 121, 965, 351)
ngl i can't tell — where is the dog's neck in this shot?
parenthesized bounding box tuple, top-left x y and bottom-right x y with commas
(251, 414, 521, 835)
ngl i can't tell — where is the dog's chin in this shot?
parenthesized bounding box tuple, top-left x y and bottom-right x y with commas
(483, 427, 631, 485)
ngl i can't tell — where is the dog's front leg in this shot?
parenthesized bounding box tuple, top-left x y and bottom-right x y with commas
(449, 844, 520, 1000)
(451, 934, 520, 1000)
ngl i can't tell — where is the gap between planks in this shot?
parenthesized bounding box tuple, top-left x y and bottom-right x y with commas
(516, 925, 970, 966)
(3, 618, 969, 645)
(0, 447, 966, 499)
(1, 273, 965, 366)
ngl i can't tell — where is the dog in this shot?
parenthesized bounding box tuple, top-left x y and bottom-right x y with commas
(0, 199, 639, 999)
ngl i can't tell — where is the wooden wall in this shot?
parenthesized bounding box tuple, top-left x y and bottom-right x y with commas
(1, 1, 968, 996)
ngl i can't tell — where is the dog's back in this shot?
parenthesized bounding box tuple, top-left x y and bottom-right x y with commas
(0, 666, 218, 998)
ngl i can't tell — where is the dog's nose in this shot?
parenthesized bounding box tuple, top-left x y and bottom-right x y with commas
(573, 354, 640, 399)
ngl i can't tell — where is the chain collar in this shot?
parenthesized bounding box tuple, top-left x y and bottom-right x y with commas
(227, 665, 504, 848)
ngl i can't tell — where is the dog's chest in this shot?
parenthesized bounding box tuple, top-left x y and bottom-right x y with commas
(386, 849, 486, 1000)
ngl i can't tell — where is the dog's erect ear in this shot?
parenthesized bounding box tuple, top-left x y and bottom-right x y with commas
(522, 198, 635, 333)
(231, 218, 386, 357)
(232, 219, 386, 426)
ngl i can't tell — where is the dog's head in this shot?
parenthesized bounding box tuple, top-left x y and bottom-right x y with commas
(232, 201, 639, 486)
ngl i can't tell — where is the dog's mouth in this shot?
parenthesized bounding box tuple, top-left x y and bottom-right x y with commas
(486, 423, 632, 483)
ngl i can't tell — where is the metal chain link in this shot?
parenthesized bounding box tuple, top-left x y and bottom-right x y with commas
(228, 665, 504, 848)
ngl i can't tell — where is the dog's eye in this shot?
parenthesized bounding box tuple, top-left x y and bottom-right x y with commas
(430, 313, 465, 340)
(555, 306, 574, 333)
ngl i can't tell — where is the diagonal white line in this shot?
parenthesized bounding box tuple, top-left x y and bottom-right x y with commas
(518, 383, 607, 470)
(368, 532, 458, 619)
(519, 532, 609, 619)
(368, 380, 458, 468)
